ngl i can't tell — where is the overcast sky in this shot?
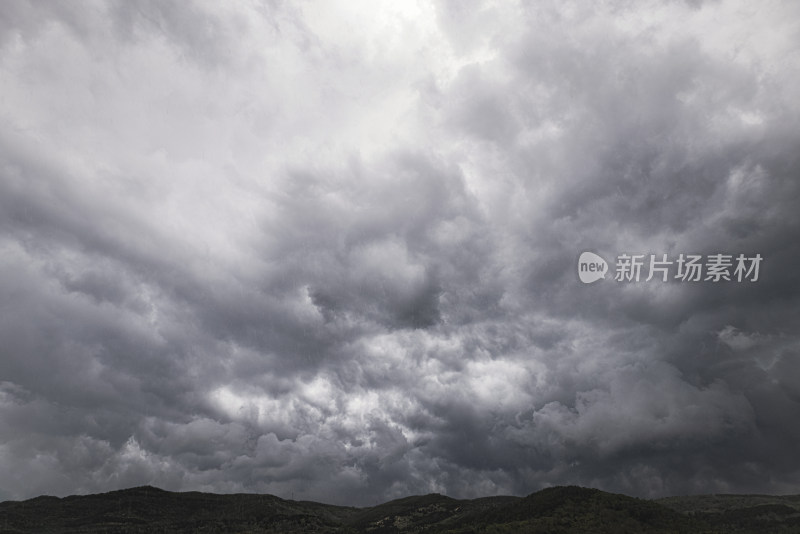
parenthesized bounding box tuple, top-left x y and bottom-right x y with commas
(1, 0, 799, 506)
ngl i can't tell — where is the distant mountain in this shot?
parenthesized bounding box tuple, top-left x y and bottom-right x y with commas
(0, 485, 354, 533)
(657, 493, 800, 533)
(0, 484, 798, 533)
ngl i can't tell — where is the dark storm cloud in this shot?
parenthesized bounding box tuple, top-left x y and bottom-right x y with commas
(1, 0, 799, 506)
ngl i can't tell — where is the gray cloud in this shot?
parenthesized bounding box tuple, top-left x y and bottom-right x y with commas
(1, 0, 799, 506)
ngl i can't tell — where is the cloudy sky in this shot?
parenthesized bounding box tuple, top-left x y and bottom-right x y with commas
(1, 0, 800, 506)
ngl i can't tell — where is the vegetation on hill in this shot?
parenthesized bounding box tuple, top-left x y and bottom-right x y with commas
(0, 485, 798, 533)
(657, 493, 800, 534)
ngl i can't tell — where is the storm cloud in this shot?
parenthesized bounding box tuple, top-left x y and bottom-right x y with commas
(1, 0, 799, 506)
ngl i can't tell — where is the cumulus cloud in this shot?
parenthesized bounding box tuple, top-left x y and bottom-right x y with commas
(1, 0, 799, 505)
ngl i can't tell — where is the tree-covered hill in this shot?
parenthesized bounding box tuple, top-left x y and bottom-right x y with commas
(1, 485, 798, 533)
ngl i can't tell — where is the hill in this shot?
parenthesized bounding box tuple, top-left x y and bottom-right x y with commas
(657, 493, 800, 533)
(0, 486, 355, 533)
(0, 485, 797, 533)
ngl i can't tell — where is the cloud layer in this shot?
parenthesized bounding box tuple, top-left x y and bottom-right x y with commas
(1, 0, 799, 505)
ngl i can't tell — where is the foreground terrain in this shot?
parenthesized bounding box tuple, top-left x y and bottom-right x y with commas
(1, 485, 799, 533)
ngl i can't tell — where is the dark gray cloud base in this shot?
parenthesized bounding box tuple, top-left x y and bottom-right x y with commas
(1, 0, 799, 505)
